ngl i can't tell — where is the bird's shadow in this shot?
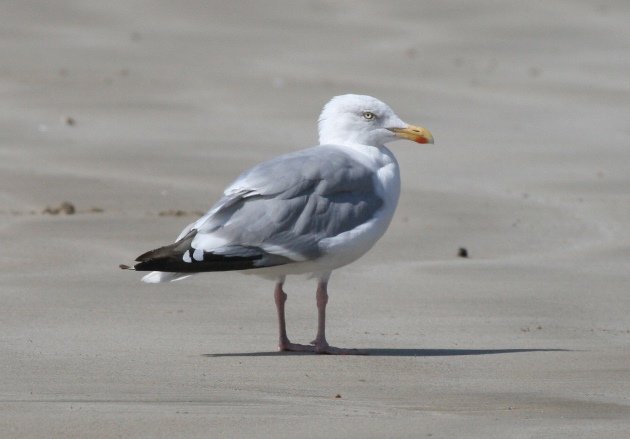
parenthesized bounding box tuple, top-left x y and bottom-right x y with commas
(203, 348, 568, 358)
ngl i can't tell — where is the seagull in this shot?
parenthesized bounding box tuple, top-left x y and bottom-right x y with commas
(121, 94, 434, 354)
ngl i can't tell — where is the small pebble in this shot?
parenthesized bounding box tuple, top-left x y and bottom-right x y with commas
(458, 247, 469, 258)
(43, 201, 76, 215)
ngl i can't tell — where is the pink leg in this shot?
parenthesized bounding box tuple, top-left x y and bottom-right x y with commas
(274, 282, 313, 352)
(310, 280, 367, 355)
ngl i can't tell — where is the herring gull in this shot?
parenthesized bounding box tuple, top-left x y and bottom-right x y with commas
(120, 94, 434, 354)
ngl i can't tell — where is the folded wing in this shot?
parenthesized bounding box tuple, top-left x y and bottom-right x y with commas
(131, 146, 384, 274)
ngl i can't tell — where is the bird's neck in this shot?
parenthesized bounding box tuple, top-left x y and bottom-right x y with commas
(324, 141, 394, 163)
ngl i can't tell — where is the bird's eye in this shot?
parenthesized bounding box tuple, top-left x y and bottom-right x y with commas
(362, 111, 375, 120)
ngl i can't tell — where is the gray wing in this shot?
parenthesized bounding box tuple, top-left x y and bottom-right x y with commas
(188, 145, 384, 261)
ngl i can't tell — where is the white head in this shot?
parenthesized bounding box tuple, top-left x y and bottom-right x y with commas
(318, 94, 433, 147)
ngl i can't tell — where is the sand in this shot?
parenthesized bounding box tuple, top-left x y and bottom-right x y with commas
(1, 1, 629, 437)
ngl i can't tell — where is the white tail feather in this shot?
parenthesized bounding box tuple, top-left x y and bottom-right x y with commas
(141, 271, 192, 283)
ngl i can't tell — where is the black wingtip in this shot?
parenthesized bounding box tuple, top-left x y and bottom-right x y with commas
(119, 264, 135, 270)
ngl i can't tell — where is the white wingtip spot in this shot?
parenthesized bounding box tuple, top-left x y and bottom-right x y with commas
(193, 248, 204, 261)
(183, 250, 192, 263)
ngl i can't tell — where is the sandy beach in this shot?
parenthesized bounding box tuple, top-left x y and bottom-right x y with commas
(1, 1, 629, 437)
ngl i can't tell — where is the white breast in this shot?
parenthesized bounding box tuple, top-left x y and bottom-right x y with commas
(248, 144, 401, 281)
(315, 144, 401, 270)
